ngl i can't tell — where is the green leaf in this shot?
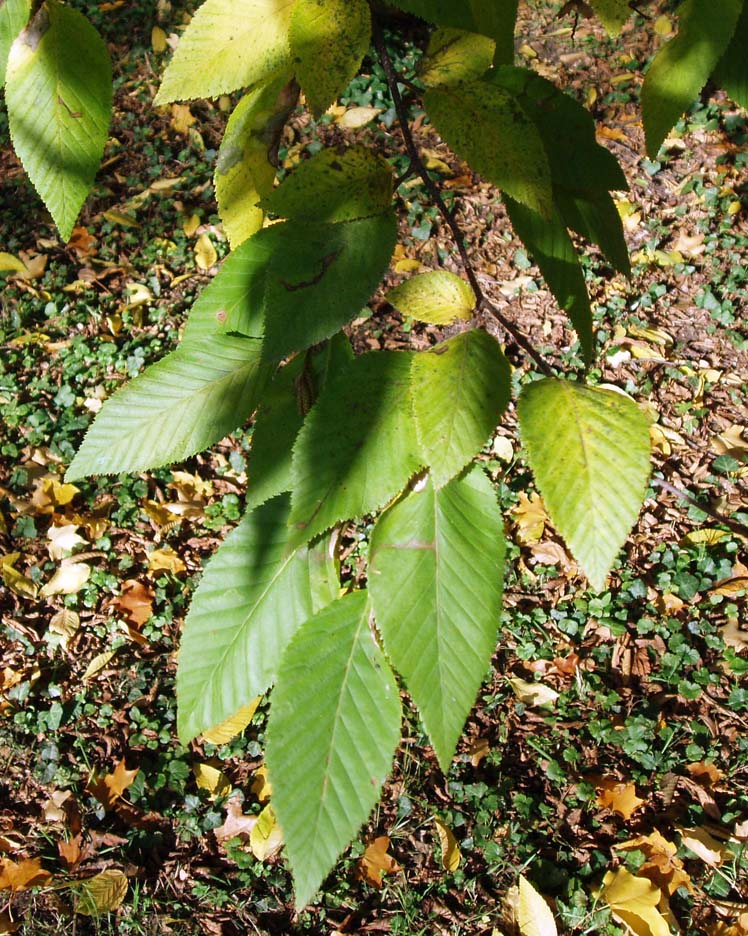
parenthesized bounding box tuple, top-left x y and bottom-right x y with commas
(177, 494, 337, 744)
(155, 0, 294, 104)
(424, 82, 552, 218)
(67, 336, 272, 480)
(369, 468, 504, 770)
(387, 270, 475, 325)
(713, 0, 748, 108)
(261, 145, 393, 223)
(266, 590, 401, 909)
(289, 0, 370, 117)
(555, 189, 630, 276)
(388, 0, 518, 63)
(183, 213, 396, 360)
(215, 77, 298, 249)
(517, 379, 651, 591)
(588, 0, 630, 35)
(0, 0, 29, 87)
(289, 350, 423, 545)
(5, 0, 112, 241)
(246, 335, 354, 511)
(504, 196, 593, 362)
(419, 27, 496, 88)
(641, 0, 743, 158)
(411, 331, 511, 488)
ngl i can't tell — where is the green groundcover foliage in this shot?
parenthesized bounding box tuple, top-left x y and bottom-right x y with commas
(2, 0, 747, 909)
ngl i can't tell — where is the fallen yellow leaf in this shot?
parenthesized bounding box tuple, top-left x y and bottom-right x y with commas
(600, 867, 670, 936)
(518, 874, 558, 936)
(194, 233, 217, 270)
(194, 763, 232, 799)
(433, 817, 461, 871)
(202, 697, 261, 745)
(74, 869, 128, 915)
(40, 561, 91, 598)
(250, 804, 283, 861)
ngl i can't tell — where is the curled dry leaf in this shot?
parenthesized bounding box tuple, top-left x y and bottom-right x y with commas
(678, 826, 728, 867)
(508, 677, 559, 708)
(213, 794, 257, 845)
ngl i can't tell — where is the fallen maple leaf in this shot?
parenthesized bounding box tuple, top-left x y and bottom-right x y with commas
(355, 836, 401, 888)
(87, 759, 139, 810)
(615, 830, 693, 896)
(596, 777, 645, 820)
(0, 857, 52, 892)
(687, 762, 723, 788)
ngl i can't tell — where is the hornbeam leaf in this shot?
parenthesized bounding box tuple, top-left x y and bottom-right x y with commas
(176, 494, 337, 744)
(183, 214, 397, 361)
(387, 270, 475, 325)
(411, 331, 511, 488)
(0, 0, 29, 87)
(504, 196, 593, 362)
(419, 27, 496, 89)
(517, 379, 651, 591)
(289, 350, 423, 545)
(713, 0, 748, 108)
(246, 335, 354, 511)
(155, 0, 295, 104)
(289, 0, 371, 117)
(266, 591, 401, 909)
(215, 77, 298, 249)
(589, 0, 630, 35)
(388, 0, 518, 63)
(260, 146, 393, 223)
(5, 0, 112, 240)
(67, 337, 272, 479)
(641, 0, 742, 158)
(369, 468, 504, 770)
(425, 82, 552, 218)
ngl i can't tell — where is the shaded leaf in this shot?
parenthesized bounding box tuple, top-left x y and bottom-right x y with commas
(387, 270, 475, 325)
(67, 337, 272, 479)
(504, 197, 593, 361)
(425, 80, 552, 218)
(215, 76, 298, 248)
(289, 0, 370, 116)
(517, 379, 651, 591)
(420, 27, 495, 88)
(202, 697, 262, 745)
(155, 0, 294, 104)
(289, 350, 422, 546)
(410, 330, 510, 487)
(369, 468, 504, 770)
(261, 145, 393, 223)
(5, 0, 112, 240)
(589, 0, 630, 34)
(641, 0, 742, 157)
(713, 0, 748, 108)
(266, 591, 401, 909)
(177, 494, 337, 744)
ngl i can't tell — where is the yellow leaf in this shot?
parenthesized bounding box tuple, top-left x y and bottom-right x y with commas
(182, 213, 201, 237)
(125, 282, 153, 308)
(194, 233, 217, 270)
(147, 546, 186, 574)
(682, 528, 728, 547)
(508, 677, 559, 708)
(336, 106, 381, 128)
(194, 763, 232, 799)
(421, 148, 453, 176)
(615, 830, 693, 896)
(202, 697, 261, 745)
(74, 869, 128, 915)
(171, 103, 196, 135)
(0, 252, 27, 273)
(0, 553, 38, 599)
(596, 777, 645, 820)
(394, 258, 423, 274)
(151, 25, 167, 52)
(512, 492, 547, 545)
(654, 14, 672, 34)
(518, 875, 558, 936)
(47, 524, 86, 560)
(356, 836, 401, 887)
(433, 817, 461, 871)
(250, 804, 283, 861)
(600, 868, 670, 936)
(40, 561, 91, 598)
(82, 650, 116, 681)
(678, 826, 727, 867)
(102, 209, 140, 228)
(251, 765, 272, 803)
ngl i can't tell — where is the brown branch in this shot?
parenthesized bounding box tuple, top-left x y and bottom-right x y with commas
(371, 18, 555, 377)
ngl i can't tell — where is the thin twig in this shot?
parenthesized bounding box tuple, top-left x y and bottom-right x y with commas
(651, 477, 748, 538)
(371, 18, 554, 377)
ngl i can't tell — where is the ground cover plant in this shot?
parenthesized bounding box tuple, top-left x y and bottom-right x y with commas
(1, 0, 747, 933)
